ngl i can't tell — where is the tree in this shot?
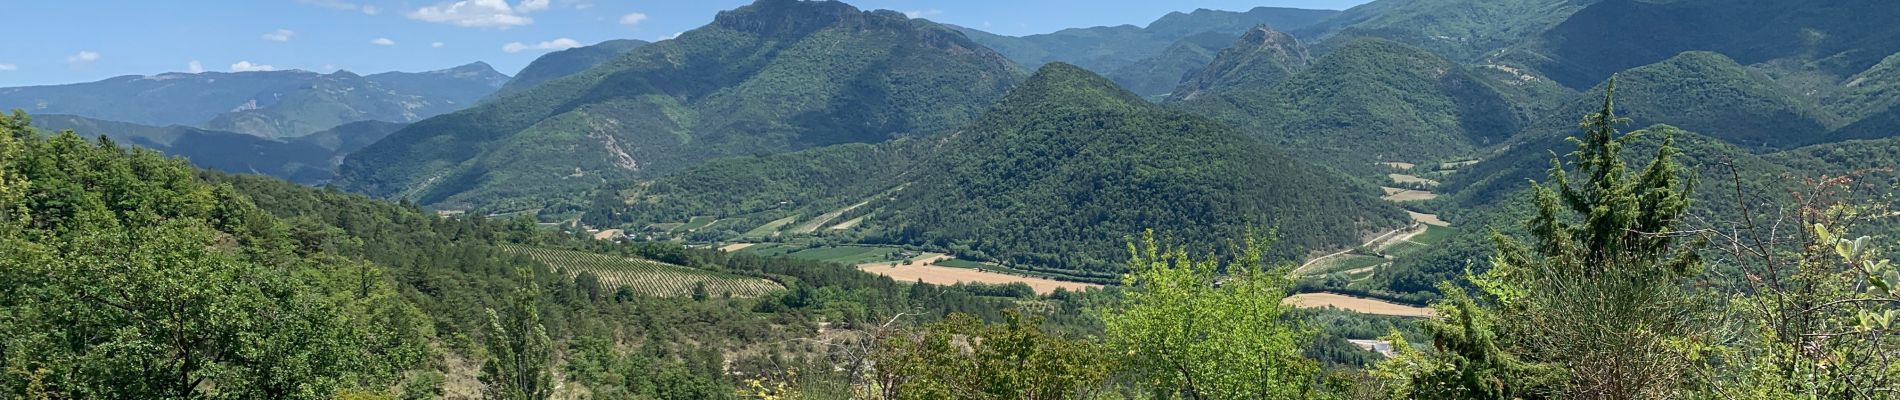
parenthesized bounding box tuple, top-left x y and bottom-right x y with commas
(480, 283, 553, 400)
(1102, 231, 1319, 399)
(869, 312, 1112, 400)
(1466, 78, 1712, 398)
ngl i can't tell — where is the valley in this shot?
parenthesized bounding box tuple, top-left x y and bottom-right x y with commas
(5, 0, 1898, 397)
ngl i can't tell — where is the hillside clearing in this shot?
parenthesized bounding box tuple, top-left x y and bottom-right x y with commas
(1407, 211, 1449, 226)
(789, 201, 869, 234)
(1381, 186, 1438, 202)
(504, 245, 782, 298)
(1282, 292, 1435, 317)
(827, 216, 865, 230)
(1388, 173, 1441, 187)
(743, 216, 799, 238)
(1378, 161, 1417, 170)
(718, 243, 755, 252)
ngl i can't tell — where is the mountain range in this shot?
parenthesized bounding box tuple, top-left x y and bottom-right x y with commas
(0, 62, 506, 139)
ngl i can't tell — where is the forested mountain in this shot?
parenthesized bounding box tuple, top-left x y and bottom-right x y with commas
(1168, 26, 1311, 101)
(0, 63, 505, 139)
(1496, 0, 1900, 90)
(864, 64, 1406, 275)
(952, 7, 1337, 97)
(584, 64, 1407, 279)
(1294, 0, 1597, 63)
(1175, 38, 1528, 173)
(336, 0, 1025, 214)
(28, 114, 400, 184)
(490, 39, 652, 99)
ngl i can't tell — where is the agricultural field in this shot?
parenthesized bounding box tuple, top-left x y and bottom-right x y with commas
(1282, 292, 1435, 317)
(504, 245, 782, 298)
(1380, 187, 1438, 202)
(855, 254, 1102, 295)
(786, 245, 913, 265)
(1387, 173, 1441, 187)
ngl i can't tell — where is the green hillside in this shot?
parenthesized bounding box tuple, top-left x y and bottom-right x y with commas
(337, 0, 1025, 213)
(865, 64, 1406, 276)
(490, 39, 651, 99)
(1504, 0, 1900, 89)
(1168, 26, 1311, 101)
(1177, 38, 1527, 173)
(1295, 0, 1596, 63)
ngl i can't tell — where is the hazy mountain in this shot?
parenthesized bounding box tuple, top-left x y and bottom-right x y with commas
(950, 6, 1337, 96)
(29, 114, 400, 184)
(490, 39, 652, 99)
(336, 0, 1025, 212)
(0, 63, 505, 139)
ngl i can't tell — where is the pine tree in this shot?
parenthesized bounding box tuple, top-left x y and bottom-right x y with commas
(1476, 77, 1711, 399)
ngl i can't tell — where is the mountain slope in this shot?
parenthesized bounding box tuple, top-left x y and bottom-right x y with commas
(1177, 38, 1527, 173)
(336, 0, 1024, 213)
(1564, 52, 1840, 149)
(872, 63, 1406, 275)
(491, 39, 652, 99)
(1168, 26, 1311, 101)
(1102, 31, 1237, 98)
(1296, 0, 1596, 63)
(1502, 0, 1900, 90)
(0, 63, 504, 139)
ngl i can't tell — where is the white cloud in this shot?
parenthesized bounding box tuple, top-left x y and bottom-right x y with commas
(67, 51, 101, 65)
(408, 0, 548, 28)
(0, 64, 16, 72)
(262, 29, 296, 42)
(230, 61, 276, 72)
(904, 9, 942, 19)
(371, 37, 398, 46)
(618, 12, 648, 27)
(432, 42, 446, 48)
(501, 37, 580, 53)
(659, 32, 682, 41)
(187, 60, 204, 73)
(299, 0, 379, 15)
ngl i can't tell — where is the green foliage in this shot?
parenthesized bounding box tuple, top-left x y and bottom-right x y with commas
(479, 284, 554, 400)
(1103, 231, 1321, 399)
(870, 312, 1114, 399)
(1408, 83, 1716, 399)
(0, 111, 428, 398)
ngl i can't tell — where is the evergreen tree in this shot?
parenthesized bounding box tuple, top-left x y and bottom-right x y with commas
(480, 283, 554, 400)
(1473, 78, 1711, 399)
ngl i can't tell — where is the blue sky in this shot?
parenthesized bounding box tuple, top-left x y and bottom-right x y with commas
(0, 0, 1370, 87)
